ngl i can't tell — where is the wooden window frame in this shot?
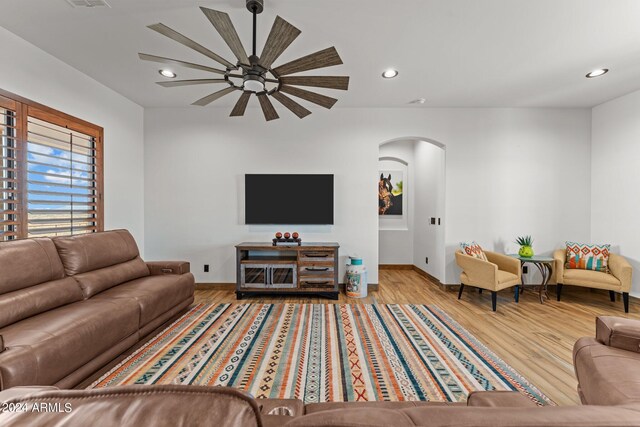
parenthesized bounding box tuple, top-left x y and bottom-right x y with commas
(0, 88, 104, 239)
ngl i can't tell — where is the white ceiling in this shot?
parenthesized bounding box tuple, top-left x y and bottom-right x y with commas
(1, 0, 640, 108)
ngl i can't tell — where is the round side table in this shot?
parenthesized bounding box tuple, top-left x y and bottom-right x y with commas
(508, 255, 554, 304)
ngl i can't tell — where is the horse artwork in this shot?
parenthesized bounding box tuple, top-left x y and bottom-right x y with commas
(378, 171, 403, 215)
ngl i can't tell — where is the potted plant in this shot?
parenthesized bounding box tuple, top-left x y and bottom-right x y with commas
(515, 235, 534, 258)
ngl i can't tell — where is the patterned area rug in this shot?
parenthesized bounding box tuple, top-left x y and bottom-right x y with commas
(89, 304, 552, 405)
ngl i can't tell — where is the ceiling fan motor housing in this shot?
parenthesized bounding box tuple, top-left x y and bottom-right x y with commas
(246, 0, 264, 14)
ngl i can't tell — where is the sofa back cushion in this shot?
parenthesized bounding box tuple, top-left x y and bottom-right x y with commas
(0, 238, 84, 328)
(0, 238, 65, 294)
(53, 230, 150, 298)
(0, 385, 262, 427)
(565, 241, 610, 273)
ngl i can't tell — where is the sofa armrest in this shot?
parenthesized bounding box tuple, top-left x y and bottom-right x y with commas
(146, 261, 190, 275)
(0, 386, 59, 402)
(467, 391, 537, 408)
(455, 252, 497, 286)
(484, 252, 520, 276)
(596, 316, 640, 353)
(553, 249, 566, 284)
(609, 254, 633, 292)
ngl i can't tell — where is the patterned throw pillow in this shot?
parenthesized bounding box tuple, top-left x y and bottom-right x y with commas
(460, 241, 488, 261)
(565, 241, 610, 272)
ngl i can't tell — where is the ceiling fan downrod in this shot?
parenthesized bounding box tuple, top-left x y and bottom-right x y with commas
(246, 0, 263, 59)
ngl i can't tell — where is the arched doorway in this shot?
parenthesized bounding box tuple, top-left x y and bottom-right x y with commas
(378, 137, 446, 282)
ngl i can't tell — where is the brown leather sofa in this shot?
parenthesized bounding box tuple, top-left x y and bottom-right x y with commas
(0, 229, 194, 390)
(2, 316, 640, 426)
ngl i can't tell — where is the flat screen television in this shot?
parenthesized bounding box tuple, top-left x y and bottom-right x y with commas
(245, 174, 334, 225)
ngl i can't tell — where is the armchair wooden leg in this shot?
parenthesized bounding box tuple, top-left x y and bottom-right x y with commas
(556, 283, 563, 301)
(609, 290, 616, 302)
(623, 292, 629, 313)
(514, 286, 520, 303)
(458, 284, 465, 300)
(491, 291, 497, 312)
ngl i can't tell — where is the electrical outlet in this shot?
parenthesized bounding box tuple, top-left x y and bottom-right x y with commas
(430, 217, 436, 225)
(522, 266, 528, 274)
(425, 257, 429, 264)
(204, 264, 210, 273)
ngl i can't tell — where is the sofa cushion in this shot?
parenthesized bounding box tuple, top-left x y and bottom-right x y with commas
(0, 298, 140, 388)
(73, 257, 150, 299)
(92, 273, 195, 326)
(53, 229, 142, 276)
(563, 268, 621, 290)
(0, 238, 65, 294)
(0, 277, 84, 328)
(565, 241, 610, 273)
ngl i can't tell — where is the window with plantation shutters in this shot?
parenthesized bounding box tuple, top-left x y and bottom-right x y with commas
(0, 90, 103, 241)
(0, 96, 21, 240)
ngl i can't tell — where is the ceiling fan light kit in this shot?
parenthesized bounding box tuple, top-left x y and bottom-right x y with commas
(139, 0, 349, 121)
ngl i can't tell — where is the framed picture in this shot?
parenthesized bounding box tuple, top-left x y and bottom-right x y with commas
(378, 170, 404, 215)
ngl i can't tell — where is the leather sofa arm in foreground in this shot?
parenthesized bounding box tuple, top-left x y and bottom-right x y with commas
(146, 261, 191, 276)
(596, 316, 640, 353)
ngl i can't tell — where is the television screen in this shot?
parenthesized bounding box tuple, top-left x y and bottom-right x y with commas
(245, 174, 334, 224)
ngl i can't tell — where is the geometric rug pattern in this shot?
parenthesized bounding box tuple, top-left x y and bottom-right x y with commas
(89, 303, 553, 406)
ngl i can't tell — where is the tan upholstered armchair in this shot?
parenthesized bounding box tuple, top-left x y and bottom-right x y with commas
(455, 251, 521, 311)
(553, 250, 632, 312)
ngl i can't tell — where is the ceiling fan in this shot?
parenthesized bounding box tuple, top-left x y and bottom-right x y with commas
(139, 0, 350, 121)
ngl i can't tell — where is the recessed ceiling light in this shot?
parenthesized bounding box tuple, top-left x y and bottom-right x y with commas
(410, 98, 426, 104)
(586, 69, 609, 78)
(382, 69, 398, 79)
(159, 69, 177, 79)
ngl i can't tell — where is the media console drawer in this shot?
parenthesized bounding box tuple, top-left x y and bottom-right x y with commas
(299, 250, 335, 262)
(299, 264, 334, 276)
(300, 277, 335, 289)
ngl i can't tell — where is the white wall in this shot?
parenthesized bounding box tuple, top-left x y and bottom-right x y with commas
(379, 141, 414, 264)
(413, 141, 446, 280)
(145, 106, 591, 285)
(592, 89, 640, 297)
(0, 27, 145, 252)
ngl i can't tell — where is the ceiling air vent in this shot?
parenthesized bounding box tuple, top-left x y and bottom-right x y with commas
(66, 0, 111, 8)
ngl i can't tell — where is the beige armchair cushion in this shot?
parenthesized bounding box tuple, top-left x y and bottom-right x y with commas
(554, 249, 632, 292)
(563, 269, 621, 291)
(456, 251, 520, 292)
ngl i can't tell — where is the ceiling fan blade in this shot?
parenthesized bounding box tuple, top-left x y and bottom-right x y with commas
(138, 53, 227, 75)
(156, 79, 228, 87)
(200, 7, 250, 65)
(256, 93, 280, 121)
(279, 85, 338, 109)
(192, 86, 238, 106)
(280, 76, 349, 91)
(259, 16, 301, 70)
(272, 47, 343, 77)
(270, 92, 311, 119)
(230, 92, 252, 117)
(147, 23, 236, 69)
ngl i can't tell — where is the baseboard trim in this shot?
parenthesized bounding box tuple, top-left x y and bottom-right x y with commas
(196, 283, 235, 290)
(196, 282, 380, 292)
(379, 264, 413, 270)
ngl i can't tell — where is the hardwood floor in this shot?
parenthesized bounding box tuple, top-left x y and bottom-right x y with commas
(194, 269, 639, 406)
